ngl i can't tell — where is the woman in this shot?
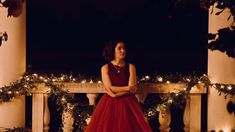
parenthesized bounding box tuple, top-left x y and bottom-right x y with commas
(85, 40, 152, 132)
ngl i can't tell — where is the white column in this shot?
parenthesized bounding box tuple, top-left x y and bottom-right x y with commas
(208, 4, 235, 131)
(189, 95, 201, 132)
(32, 93, 44, 132)
(86, 93, 98, 105)
(0, 0, 26, 128)
(43, 94, 50, 132)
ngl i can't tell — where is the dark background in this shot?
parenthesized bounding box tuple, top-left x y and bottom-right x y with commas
(26, 0, 208, 76)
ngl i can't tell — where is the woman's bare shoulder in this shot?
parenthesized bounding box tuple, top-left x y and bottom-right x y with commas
(128, 63, 136, 69)
(101, 64, 109, 71)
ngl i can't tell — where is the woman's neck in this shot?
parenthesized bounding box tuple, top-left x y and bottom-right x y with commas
(111, 59, 125, 67)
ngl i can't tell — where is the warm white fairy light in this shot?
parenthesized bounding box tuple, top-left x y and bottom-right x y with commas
(98, 80, 102, 84)
(24, 84, 28, 88)
(212, 84, 216, 88)
(89, 80, 93, 83)
(72, 78, 76, 81)
(7, 91, 12, 94)
(198, 81, 201, 84)
(67, 103, 74, 110)
(33, 73, 38, 77)
(220, 85, 225, 89)
(166, 81, 170, 84)
(140, 77, 145, 81)
(47, 88, 51, 93)
(81, 80, 86, 84)
(145, 75, 150, 80)
(52, 79, 56, 82)
(15, 91, 19, 94)
(39, 76, 43, 80)
(168, 99, 173, 104)
(191, 86, 196, 89)
(44, 79, 48, 82)
(186, 78, 191, 82)
(61, 97, 66, 102)
(157, 76, 163, 82)
(60, 77, 64, 81)
(227, 86, 232, 90)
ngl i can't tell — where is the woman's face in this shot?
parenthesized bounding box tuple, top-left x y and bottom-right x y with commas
(114, 42, 126, 60)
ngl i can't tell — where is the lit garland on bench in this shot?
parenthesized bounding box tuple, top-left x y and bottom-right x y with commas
(0, 73, 235, 130)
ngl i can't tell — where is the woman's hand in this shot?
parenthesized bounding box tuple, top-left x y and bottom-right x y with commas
(105, 88, 117, 98)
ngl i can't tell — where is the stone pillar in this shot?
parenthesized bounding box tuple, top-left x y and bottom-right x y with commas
(0, 0, 26, 128)
(208, 4, 235, 131)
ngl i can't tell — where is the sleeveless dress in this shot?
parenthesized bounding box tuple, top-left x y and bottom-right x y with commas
(85, 63, 152, 132)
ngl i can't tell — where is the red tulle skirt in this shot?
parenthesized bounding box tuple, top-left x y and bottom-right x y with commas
(85, 94, 152, 132)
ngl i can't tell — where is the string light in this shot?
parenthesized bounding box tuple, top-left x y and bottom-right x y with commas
(81, 80, 86, 84)
(156, 76, 163, 82)
(227, 86, 232, 90)
(0, 73, 235, 130)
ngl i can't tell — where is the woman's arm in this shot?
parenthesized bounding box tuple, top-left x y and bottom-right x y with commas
(101, 64, 130, 93)
(101, 64, 137, 97)
(128, 64, 137, 93)
(101, 64, 129, 96)
(109, 64, 138, 97)
(109, 86, 130, 93)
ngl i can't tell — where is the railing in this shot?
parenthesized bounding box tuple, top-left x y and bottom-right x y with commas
(32, 83, 206, 132)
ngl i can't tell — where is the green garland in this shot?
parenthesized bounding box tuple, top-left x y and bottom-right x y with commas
(0, 73, 235, 130)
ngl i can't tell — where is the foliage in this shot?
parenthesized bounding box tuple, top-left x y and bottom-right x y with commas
(206, 0, 235, 57)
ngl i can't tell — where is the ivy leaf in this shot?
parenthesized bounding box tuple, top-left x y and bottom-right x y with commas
(0, 37, 2, 46)
(208, 33, 217, 40)
(215, 9, 225, 15)
(2, 0, 24, 17)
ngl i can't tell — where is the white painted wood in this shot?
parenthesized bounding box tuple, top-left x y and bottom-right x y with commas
(183, 96, 190, 132)
(32, 83, 206, 132)
(208, 3, 235, 131)
(86, 94, 98, 105)
(43, 94, 50, 132)
(0, 0, 26, 128)
(62, 111, 74, 132)
(190, 95, 201, 132)
(135, 93, 148, 103)
(32, 94, 44, 132)
(159, 95, 171, 132)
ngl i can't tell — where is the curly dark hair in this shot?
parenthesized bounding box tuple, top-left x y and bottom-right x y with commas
(102, 40, 124, 62)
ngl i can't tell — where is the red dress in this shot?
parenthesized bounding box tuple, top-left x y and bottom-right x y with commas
(85, 63, 152, 132)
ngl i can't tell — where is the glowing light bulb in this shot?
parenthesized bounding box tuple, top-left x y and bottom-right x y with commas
(227, 86, 232, 90)
(145, 75, 150, 80)
(81, 80, 86, 83)
(220, 85, 225, 89)
(157, 77, 163, 82)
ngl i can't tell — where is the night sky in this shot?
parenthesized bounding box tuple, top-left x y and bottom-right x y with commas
(26, 0, 208, 76)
